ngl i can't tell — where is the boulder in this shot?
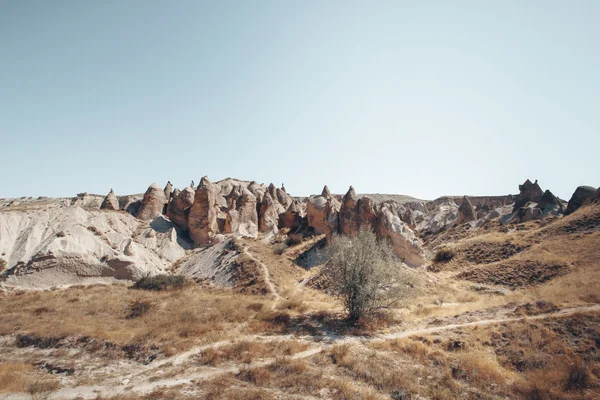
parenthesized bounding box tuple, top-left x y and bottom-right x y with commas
(188, 177, 220, 245)
(100, 189, 119, 211)
(565, 186, 598, 215)
(167, 186, 195, 232)
(376, 207, 425, 267)
(307, 193, 340, 237)
(164, 181, 173, 201)
(137, 183, 168, 221)
(456, 196, 477, 225)
(339, 186, 359, 236)
(537, 190, 563, 215)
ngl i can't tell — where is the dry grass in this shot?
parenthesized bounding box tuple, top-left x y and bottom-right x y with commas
(197, 339, 310, 366)
(0, 362, 60, 394)
(0, 284, 278, 355)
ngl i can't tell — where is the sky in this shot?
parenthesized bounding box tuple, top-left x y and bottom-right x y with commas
(1, 1, 598, 200)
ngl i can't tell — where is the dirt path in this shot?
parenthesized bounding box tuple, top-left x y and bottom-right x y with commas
(242, 247, 281, 302)
(41, 304, 600, 399)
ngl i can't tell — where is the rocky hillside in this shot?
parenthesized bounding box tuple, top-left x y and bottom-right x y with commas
(1, 177, 597, 290)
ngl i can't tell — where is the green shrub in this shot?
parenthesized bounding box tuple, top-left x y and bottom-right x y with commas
(131, 274, 187, 291)
(434, 248, 455, 263)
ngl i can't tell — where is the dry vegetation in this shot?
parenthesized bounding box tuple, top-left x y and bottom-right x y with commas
(0, 205, 599, 398)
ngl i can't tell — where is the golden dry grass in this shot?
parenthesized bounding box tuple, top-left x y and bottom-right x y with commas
(0, 362, 60, 395)
(0, 284, 277, 354)
(197, 339, 310, 366)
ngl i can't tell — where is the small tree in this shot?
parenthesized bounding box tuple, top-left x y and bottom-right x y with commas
(323, 229, 400, 322)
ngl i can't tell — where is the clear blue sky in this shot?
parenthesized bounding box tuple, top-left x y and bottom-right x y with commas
(1, 1, 598, 200)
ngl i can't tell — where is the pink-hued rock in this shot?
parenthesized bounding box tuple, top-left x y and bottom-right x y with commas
(307, 186, 340, 237)
(259, 193, 284, 234)
(188, 177, 220, 245)
(137, 183, 168, 221)
(339, 186, 359, 236)
(167, 186, 195, 232)
(100, 189, 119, 211)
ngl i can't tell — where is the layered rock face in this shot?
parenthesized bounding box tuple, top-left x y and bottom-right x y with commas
(188, 177, 220, 245)
(137, 183, 168, 221)
(377, 207, 425, 267)
(456, 196, 476, 225)
(100, 189, 119, 211)
(565, 186, 598, 215)
(166, 186, 194, 232)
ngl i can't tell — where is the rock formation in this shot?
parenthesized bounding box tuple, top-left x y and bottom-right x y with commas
(376, 207, 425, 267)
(307, 186, 340, 237)
(100, 189, 119, 211)
(357, 196, 378, 231)
(225, 188, 258, 237)
(276, 187, 292, 209)
(164, 181, 173, 201)
(537, 190, 563, 215)
(280, 200, 305, 231)
(514, 179, 544, 210)
(456, 196, 476, 225)
(137, 183, 168, 221)
(565, 186, 598, 215)
(339, 186, 359, 236)
(167, 186, 195, 232)
(188, 177, 220, 245)
(258, 193, 281, 234)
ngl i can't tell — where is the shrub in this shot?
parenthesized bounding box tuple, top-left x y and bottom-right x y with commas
(126, 299, 153, 319)
(131, 274, 187, 291)
(434, 248, 455, 263)
(273, 243, 287, 255)
(0, 258, 6, 271)
(322, 229, 401, 322)
(565, 363, 590, 391)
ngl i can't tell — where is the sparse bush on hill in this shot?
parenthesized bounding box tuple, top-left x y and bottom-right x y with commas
(126, 299, 153, 319)
(131, 274, 187, 291)
(273, 243, 287, 255)
(323, 229, 401, 322)
(434, 248, 455, 263)
(0, 258, 6, 272)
